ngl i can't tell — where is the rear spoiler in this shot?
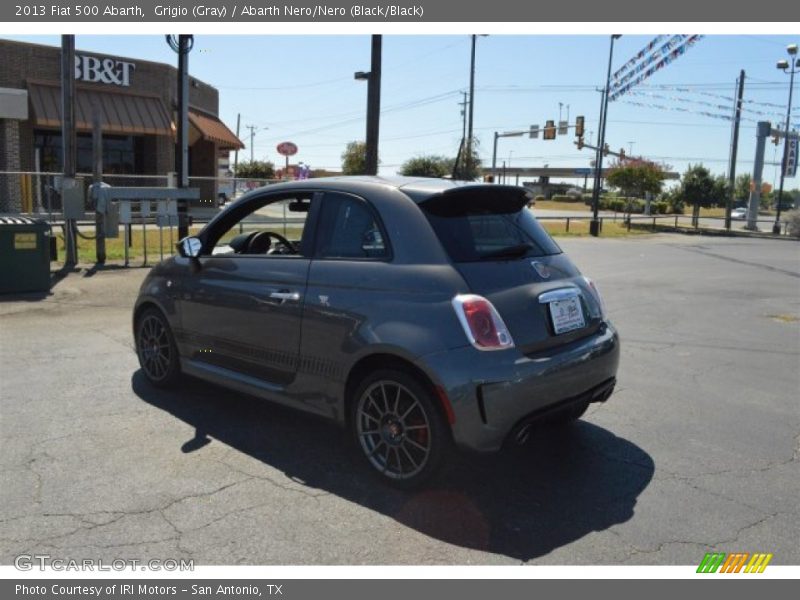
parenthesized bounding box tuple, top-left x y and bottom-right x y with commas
(419, 185, 533, 217)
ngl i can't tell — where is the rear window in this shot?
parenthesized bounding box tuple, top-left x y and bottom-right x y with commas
(421, 196, 561, 262)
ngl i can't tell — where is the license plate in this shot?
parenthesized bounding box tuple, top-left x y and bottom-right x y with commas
(549, 296, 585, 335)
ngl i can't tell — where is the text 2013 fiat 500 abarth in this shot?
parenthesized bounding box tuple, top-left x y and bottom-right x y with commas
(134, 177, 619, 487)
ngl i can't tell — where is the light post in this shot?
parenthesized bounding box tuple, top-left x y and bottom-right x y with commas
(773, 43, 798, 235)
(491, 130, 525, 181)
(590, 34, 621, 237)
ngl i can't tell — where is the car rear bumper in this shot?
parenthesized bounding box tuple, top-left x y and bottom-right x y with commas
(416, 322, 620, 452)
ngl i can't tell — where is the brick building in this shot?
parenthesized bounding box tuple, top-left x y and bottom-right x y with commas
(0, 39, 243, 211)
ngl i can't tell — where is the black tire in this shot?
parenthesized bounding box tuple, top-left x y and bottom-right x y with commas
(135, 307, 182, 388)
(549, 401, 589, 425)
(350, 368, 450, 489)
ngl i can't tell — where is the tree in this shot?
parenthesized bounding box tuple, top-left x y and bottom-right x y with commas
(400, 155, 453, 178)
(452, 138, 483, 181)
(341, 141, 369, 175)
(680, 164, 716, 226)
(711, 175, 730, 208)
(234, 160, 275, 179)
(734, 173, 751, 202)
(606, 159, 667, 200)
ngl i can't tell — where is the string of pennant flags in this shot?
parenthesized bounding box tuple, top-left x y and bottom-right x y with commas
(620, 100, 747, 122)
(620, 99, 800, 130)
(664, 86, 798, 111)
(612, 35, 668, 81)
(609, 35, 704, 102)
(627, 90, 794, 121)
(613, 35, 688, 89)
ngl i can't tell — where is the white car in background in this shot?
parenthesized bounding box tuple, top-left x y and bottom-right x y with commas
(731, 207, 747, 220)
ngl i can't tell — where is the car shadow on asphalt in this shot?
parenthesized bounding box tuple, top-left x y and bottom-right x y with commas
(132, 370, 654, 562)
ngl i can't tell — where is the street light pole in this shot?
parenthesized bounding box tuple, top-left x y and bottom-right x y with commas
(773, 44, 798, 235)
(590, 34, 621, 237)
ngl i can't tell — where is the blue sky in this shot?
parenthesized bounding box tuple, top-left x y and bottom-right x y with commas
(3, 34, 799, 187)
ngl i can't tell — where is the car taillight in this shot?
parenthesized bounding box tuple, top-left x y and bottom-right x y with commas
(582, 276, 607, 319)
(452, 294, 515, 351)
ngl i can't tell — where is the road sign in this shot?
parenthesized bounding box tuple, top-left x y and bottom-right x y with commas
(277, 141, 298, 156)
(786, 137, 798, 177)
(558, 120, 569, 135)
(529, 125, 539, 139)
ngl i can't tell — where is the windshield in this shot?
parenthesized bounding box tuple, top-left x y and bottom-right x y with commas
(421, 200, 561, 263)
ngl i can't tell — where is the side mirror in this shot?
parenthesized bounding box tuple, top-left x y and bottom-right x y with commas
(178, 236, 202, 259)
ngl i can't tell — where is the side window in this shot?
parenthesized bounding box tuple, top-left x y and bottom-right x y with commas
(316, 193, 388, 259)
(206, 196, 311, 257)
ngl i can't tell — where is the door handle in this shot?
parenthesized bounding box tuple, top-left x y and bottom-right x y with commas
(269, 290, 301, 302)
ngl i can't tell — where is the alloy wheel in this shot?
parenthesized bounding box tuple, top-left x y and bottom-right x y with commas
(356, 380, 433, 480)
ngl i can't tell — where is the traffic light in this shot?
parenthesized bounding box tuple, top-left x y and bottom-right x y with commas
(575, 115, 585, 138)
(576, 137, 584, 150)
(603, 143, 610, 156)
(619, 148, 626, 160)
(772, 133, 781, 145)
(543, 120, 556, 140)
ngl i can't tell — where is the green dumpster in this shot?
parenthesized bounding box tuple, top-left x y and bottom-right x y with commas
(0, 217, 52, 294)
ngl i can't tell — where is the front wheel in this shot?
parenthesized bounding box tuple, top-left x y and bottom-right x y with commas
(351, 369, 450, 488)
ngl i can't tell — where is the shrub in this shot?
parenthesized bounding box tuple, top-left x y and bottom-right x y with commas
(551, 194, 583, 203)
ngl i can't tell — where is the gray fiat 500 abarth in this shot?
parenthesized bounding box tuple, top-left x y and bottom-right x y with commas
(133, 177, 619, 487)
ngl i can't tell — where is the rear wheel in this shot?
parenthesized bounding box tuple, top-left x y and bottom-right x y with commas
(351, 369, 449, 488)
(135, 308, 181, 387)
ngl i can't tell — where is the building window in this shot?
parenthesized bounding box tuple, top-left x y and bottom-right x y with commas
(34, 131, 143, 174)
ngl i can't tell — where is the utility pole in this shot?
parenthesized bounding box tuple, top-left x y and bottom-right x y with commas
(452, 93, 469, 179)
(364, 34, 382, 176)
(465, 34, 477, 180)
(459, 91, 468, 145)
(233, 113, 240, 195)
(61, 34, 78, 267)
(245, 125, 258, 163)
(726, 70, 745, 231)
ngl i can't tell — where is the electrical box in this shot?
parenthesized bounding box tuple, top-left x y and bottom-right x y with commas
(61, 177, 86, 220)
(104, 203, 119, 238)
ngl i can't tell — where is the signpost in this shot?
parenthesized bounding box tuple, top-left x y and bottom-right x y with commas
(277, 141, 298, 180)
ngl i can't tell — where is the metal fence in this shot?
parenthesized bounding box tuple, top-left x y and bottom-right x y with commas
(536, 213, 796, 237)
(0, 171, 280, 217)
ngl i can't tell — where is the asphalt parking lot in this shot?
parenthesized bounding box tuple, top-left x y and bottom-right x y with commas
(1, 234, 798, 565)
